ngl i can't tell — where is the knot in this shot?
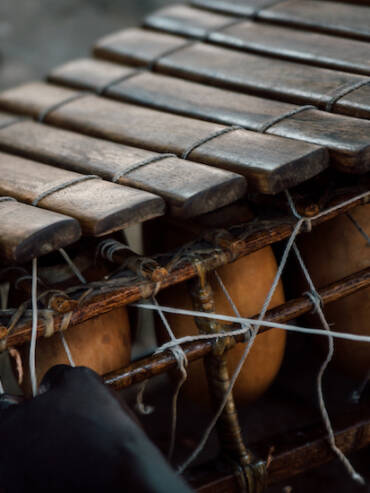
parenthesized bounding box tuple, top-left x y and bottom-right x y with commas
(305, 290, 323, 315)
(242, 323, 253, 343)
(285, 190, 312, 232)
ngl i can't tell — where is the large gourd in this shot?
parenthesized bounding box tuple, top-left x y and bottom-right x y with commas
(297, 204, 369, 379)
(19, 242, 131, 394)
(156, 207, 286, 406)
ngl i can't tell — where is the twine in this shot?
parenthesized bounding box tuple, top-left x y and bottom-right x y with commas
(147, 39, 197, 71)
(29, 258, 38, 397)
(32, 175, 99, 207)
(289, 195, 365, 485)
(38, 92, 88, 122)
(182, 125, 242, 160)
(258, 105, 316, 133)
(99, 69, 144, 95)
(0, 197, 16, 204)
(112, 154, 176, 182)
(153, 297, 188, 460)
(326, 79, 370, 112)
(346, 213, 370, 246)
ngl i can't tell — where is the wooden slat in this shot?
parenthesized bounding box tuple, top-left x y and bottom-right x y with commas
(0, 151, 164, 236)
(50, 58, 370, 173)
(0, 113, 246, 218)
(0, 198, 81, 263)
(93, 28, 370, 120)
(0, 82, 328, 195)
(191, 0, 370, 41)
(145, 5, 370, 76)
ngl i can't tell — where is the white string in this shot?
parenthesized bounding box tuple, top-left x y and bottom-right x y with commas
(57, 248, 86, 367)
(135, 381, 155, 415)
(134, 304, 370, 345)
(291, 234, 365, 483)
(346, 212, 370, 246)
(153, 297, 188, 460)
(58, 248, 87, 284)
(214, 271, 252, 339)
(0, 377, 4, 395)
(29, 257, 38, 397)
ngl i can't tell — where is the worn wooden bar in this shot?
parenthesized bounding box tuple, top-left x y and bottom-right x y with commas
(0, 198, 81, 264)
(189, 405, 370, 490)
(0, 112, 245, 218)
(0, 82, 328, 195)
(191, 0, 370, 42)
(50, 58, 370, 173)
(145, 5, 370, 76)
(0, 190, 367, 350)
(93, 28, 370, 120)
(0, 151, 164, 236)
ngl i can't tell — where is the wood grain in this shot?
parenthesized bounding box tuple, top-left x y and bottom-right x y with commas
(93, 28, 370, 120)
(0, 116, 246, 218)
(0, 82, 328, 194)
(191, 0, 370, 41)
(0, 199, 81, 263)
(145, 5, 370, 76)
(50, 58, 370, 173)
(0, 151, 164, 236)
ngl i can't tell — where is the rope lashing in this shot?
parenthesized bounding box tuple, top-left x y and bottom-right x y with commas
(182, 125, 243, 160)
(38, 92, 88, 122)
(112, 154, 176, 182)
(32, 175, 100, 207)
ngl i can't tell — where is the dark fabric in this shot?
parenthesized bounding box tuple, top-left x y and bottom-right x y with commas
(0, 365, 193, 493)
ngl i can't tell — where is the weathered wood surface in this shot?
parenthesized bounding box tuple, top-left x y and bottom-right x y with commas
(93, 28, 370, 120)
(50, 58, 370, 173)
(189, 405, 370, 491)
(191, 0, 370, 41)
(0, 199, 81, 264)
(0, 114, 245, 218)
(0, 190, 367, 350)
(0, 83, 328, 194)
(105, 266, 370, 390)
(145, 5, 370, 76)
(0, 151, 164, 236)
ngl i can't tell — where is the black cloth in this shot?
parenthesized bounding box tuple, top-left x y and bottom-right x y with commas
(0, 365, 193, 493)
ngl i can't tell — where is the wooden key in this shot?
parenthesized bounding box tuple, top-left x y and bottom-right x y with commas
(49, 59, 370, 173)
(0, 114, 246, 218)
(93, 28, 370, 120)
(0, 151, 164, 236)
(145, 5, 370, 76)
(0, 82, 328, 195)
(0, 198, 81, 263)
(191, 0, 370, 41)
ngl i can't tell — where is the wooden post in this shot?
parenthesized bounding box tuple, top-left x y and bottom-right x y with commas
(190, 262, 266, 492)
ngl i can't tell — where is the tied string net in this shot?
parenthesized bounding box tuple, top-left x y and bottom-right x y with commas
(136, 297, 188, 462)
(133, 190, 369, 484)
